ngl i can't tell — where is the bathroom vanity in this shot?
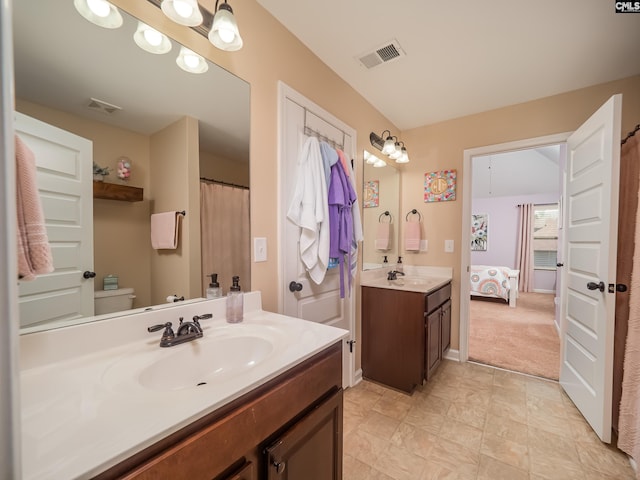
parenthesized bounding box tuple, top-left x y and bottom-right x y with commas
(360, 268, 452, 393)
(20, 292, 347, 479)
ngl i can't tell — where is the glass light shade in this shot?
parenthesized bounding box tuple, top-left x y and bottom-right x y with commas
(396, 148, 410, 163)
(176, 46, 209, 74)
(366, 154, 379, 165)
(389, 142, 402, 159)
(208, 4, 243, 51)
(381, 137, 396, 156)
(161, 0, 203, 27)
(74, 0, 123, 28)
(134, 22, 172, 54)
(373, 158, 387, 168)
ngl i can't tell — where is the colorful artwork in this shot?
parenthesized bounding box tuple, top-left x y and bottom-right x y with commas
(363, 180, 379, 208)
(471, 213, 488, 251)
(424, 169, 456, 202)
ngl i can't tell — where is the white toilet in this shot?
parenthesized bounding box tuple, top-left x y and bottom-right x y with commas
(94, 288, 136, 315)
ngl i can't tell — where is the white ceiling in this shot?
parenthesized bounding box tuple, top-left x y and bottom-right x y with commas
(256, 0, 640, 130)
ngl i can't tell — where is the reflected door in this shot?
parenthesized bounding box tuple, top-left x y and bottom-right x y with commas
(15, 112, 94, 329)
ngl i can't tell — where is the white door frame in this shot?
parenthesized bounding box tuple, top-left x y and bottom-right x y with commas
(276, 82, 356, 387)
(459, 133, 570, 362)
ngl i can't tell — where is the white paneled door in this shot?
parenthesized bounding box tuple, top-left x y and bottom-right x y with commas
(279, 83, 356, 388)
(15, 112, 94, 330)
(560, 95, 622, 443)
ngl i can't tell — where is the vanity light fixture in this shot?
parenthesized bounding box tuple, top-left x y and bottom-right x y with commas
(370, 131, 411, 163)
(134, 22, 172, 54)
(176, 46, 209, 74)
(161, 0, 203, 26)
(73, 0, 123, 29)
(208, 0, 243, 51)
(373, 157, 387, 168)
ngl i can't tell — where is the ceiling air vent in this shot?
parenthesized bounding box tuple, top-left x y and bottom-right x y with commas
(86, 97, 122, 115)
(357, 39, 405, 69)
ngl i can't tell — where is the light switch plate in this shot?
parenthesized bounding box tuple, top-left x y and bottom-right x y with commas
(420, 240, 428, 252)
(444, 239, 454, 253)
(254, 237, 267, 262)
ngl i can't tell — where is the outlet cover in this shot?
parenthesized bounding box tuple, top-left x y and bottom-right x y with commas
(444, 239, 454, 253)
(254, 237, 267, 262)
(420, 240, 428, 252)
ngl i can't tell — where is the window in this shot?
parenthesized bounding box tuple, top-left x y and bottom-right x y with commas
(533, 204, 558, 270)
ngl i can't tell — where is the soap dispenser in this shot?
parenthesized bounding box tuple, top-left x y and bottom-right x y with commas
(226, 276, 243, 323)
(396, 256, 404, 274)
(206, 273, 222, 299)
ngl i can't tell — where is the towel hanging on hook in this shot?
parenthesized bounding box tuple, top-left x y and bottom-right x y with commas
(405, 209, 422, 222)
(378, 211, 393, 223)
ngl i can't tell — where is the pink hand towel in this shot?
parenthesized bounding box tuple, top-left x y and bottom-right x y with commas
(151, 212, 181, 249)
(15, 135, 54, 280)
(405, 221, 421, 251)
(375, 222, 391, 250)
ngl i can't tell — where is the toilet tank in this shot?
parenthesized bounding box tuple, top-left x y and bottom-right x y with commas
(94, 288, 136, 315)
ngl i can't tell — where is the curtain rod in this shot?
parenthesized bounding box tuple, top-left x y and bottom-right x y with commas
(200, 177, 249, 190)
(622, 124, 639, 145)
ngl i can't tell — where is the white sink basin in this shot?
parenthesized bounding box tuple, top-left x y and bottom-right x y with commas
(139, 336, 274, 391)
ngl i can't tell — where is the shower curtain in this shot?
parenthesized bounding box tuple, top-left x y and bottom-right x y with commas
(515, 203, 534, 292)
(200, 181, 250, 296)
(618, 132, 640, 470)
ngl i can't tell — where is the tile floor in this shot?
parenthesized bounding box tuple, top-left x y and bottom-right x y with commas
(343, 360, 636, 480)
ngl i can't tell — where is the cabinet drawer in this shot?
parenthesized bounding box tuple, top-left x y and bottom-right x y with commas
(426, 283, 451, 313)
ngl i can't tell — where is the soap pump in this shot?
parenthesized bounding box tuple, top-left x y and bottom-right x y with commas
(206, 273, 222, 299)
(396, 256, 404, 274)
(226, 276, 243, 323)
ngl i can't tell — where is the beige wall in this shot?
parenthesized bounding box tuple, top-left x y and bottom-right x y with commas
(150, 116, 202, 304)
(199, 150, 249, 187)
(15, 98, 153, 308)
(400, 75, 640, 350)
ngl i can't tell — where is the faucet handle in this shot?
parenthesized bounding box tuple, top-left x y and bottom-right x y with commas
(193, 313, 213, 324)
(148, 322, 175, 342)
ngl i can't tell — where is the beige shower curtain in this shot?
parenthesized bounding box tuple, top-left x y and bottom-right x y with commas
(200, 181, 250, 296)
(516, 203, 534, 292)
(618, 133, 640, 470)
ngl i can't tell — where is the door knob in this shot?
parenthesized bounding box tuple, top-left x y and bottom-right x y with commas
(556, 263, 564, 267)
(289, 281, 303, 292)
(83, 271, 96, 279)
(587, 281, 605, 292)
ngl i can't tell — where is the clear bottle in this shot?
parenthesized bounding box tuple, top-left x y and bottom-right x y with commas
(396, 256, 403, 274)
(206, 273, 222, 299)
(226, 276, 243, 323)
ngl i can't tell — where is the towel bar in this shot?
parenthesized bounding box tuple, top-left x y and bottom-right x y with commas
(405, 209, 422, 222)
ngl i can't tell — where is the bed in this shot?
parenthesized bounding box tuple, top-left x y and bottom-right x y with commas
(470, 265, 520, 308)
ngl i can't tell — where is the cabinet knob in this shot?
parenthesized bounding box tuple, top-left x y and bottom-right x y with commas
(273, 460, 286, 474)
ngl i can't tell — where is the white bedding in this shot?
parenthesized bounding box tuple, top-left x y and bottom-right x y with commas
(470, 265, 519, 307)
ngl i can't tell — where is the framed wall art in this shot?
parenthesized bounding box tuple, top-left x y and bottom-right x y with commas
(363, 180, 379, 208)
(471, 213, 488, 251)
(425, 169, 456, 202)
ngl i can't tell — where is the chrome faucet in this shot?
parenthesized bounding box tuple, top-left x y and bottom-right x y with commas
(387, 270, 405, 281)
(148, 314, 212, 347)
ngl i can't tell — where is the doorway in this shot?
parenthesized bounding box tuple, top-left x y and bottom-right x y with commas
(460, 133, 570, 379)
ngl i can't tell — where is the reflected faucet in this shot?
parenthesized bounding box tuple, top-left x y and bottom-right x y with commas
(387, 270, 405, 281)
(148, 314, 213, 347)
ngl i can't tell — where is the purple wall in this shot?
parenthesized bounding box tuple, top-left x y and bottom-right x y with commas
(471, 192, 559, 291)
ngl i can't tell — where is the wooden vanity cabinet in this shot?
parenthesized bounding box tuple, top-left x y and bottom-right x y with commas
(362, 283, 452, 393)
(95, 342, 343, 480)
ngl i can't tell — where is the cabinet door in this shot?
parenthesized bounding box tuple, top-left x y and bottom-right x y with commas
(426, 309, 441, 380)
(265, 389, 343, 480)
(441, 300, 451, 356)
(224, 461, 255, 480)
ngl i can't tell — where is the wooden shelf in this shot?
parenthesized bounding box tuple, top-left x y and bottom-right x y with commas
(93, 181, 143, 202)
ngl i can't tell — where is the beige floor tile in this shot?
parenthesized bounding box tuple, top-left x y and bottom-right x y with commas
(446, 400, 488, 429)
(528, 426, 580, 464)
(362, 380, 391, 395)
(374, 443, 427, 480)
(480, 431, 529, 470)
(526, 393, 568, 419)
(412, 391, 451, 415)
(344, 428, 389, 465)
(368, 468, 396, 480)
(582, 465, 635, 480)
(390, 422, 439, 459)
(374, 395, 412, 421)
(419, 460, 476, 480)
(529, 457, 586, 480)
(526, 377, 563, 401)
(575, 440, 637, 478)
(493, 369, 527, 388)
(359, 410, 401, 441)
(454, 385, 492, 407)
(342, 453, 373, 480)
(484, 413, 528, 444)
(343, 400, 368, 435)
(487, 397, 528, 424)
(345, 384, 384, 410)
(438, 419, 483, 452)
(527, 409, 573, 438)
(404, 404, 445, 435)
(491, 384, 527, 404)
(476, 454, 529, 480)
(425, 437, 480, 478)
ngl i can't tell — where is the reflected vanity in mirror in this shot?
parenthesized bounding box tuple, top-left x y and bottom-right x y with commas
(362, 150, 400, 270)
(14, 0, 250, 332)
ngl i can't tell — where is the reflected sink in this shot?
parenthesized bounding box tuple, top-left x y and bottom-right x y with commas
(140, 336, 274, 391)
(395, 276, 431, 286)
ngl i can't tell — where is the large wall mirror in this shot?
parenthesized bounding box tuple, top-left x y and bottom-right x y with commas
(15, 0, 250, 332)
(362, 150, 400, 270)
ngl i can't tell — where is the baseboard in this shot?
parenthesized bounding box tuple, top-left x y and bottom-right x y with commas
(533, 289, 555, 294)
(352, 368, 363, 386)
(629, 456, 637, 475)
(444, 349, 460, 362)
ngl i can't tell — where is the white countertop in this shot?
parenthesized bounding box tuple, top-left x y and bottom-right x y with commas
(20, 292, 348, 479)
(360, 265, 453, 294)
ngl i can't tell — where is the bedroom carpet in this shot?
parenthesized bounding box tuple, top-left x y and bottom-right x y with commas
(469, 292, 560, 380)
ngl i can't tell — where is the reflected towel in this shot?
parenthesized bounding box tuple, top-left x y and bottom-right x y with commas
(405, 221, 421, 251)
(151, 212, 181, 249)
(375, 222, 391, 250)
(15, 135, 54, 280)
